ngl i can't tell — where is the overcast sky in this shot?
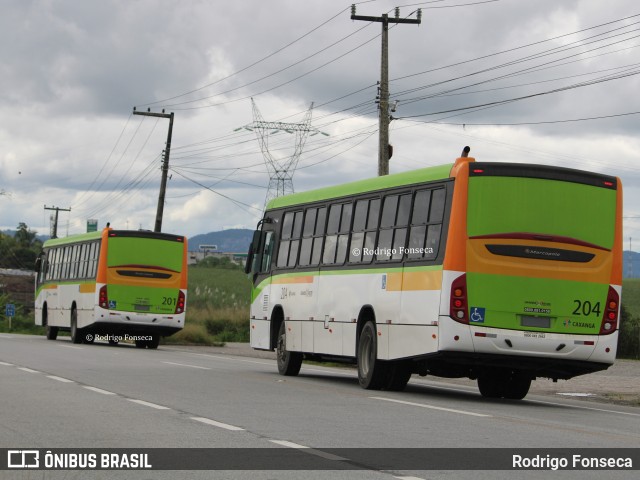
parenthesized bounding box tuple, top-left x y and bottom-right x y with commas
(2, 0, 640, 248)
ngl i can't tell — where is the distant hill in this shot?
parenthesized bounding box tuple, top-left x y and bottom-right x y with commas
(189, 229, 253, 253)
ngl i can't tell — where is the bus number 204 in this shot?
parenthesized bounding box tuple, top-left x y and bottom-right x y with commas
(572, 300, 601, 317)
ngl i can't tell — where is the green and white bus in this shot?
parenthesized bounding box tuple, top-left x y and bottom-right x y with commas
(246, 150, 623, 399)
(35, 228, 188, 348)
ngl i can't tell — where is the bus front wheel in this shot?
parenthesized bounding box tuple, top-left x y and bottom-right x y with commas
(276, 322, 302, 376)
(70, 308, 82, 344)
(357, 321, 389, 390)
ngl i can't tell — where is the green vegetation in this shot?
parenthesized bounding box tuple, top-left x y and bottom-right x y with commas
(163, 259, 251, 346)
(0, 223, 42, 269)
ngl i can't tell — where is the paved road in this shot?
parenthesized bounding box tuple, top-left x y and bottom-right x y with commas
(1, 334, 639, 479)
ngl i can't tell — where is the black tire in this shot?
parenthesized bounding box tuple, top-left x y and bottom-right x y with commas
(46, 325, 58, 340)
(276, 322, 302, 376)
(44, 306, 58, 340)
(477, 373, 502, 398)
(385, 361, 412, 391)
(135, 340, 147, 349)
(502, 373, 532, 400)
(357, 321, 389, 390)
(147, 334, 160, 350)
(478, 370, 532, 400)
(70, 308, 82, 344)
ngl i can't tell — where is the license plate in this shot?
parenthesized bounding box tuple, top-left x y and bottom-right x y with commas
(520, 315, 551, 328)
(134, 304, 150, 312)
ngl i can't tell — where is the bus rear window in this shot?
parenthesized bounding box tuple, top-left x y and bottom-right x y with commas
(467, 176, 616, 250)
(107, 237, 184, 272)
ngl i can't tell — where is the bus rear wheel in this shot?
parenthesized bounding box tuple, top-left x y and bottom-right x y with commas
(276, 322, 302, 376)
(147, 334, 160, 349)
(478, 370, 531, 400)
(357, 321, 389, 390)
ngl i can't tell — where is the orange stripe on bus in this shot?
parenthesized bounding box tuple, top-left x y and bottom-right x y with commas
(272, 276, 314, 285)
(385, 270, 443, 291)
(467, 238, 613, 284)
(79, 283, 96, 293)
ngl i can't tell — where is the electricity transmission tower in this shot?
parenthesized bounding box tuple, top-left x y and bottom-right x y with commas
(239, 98, 327, 207)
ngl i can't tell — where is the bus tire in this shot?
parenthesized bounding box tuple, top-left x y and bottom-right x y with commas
(385, 361, 412, 391)
(135, 340, 147, 349)
(147, 334, 160, 350)
(70, 308, 83, 344)
(276, 321, 302, 376)
(357, 321, 389, 390)
(502, 372, 532, 400)
(477, 374, 501, 398)
(46, 325, 58, 341)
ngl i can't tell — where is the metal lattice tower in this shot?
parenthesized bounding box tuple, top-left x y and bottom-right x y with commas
(241, 98, 327, 207)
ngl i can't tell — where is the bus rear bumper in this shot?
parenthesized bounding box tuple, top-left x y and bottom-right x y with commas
(93, 307, 184, 336)
(419, 350, 612, 381)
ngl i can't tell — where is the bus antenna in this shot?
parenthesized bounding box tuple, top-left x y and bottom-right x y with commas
(461, 146, 471, 157)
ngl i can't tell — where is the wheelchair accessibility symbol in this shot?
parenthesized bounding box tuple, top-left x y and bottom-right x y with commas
(470, 307, 485, 323)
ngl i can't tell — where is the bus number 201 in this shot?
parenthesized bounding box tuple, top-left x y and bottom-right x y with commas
(162, 296, 176, 306)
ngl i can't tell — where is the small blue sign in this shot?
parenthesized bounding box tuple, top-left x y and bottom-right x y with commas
(470, 307, 485, 323)
(108, 300, 117, 309)
(5, 304, 15, 317)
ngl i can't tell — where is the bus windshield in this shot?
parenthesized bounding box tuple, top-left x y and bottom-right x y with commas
(467, 175, 617, 250)
(107, 233, 185, 272)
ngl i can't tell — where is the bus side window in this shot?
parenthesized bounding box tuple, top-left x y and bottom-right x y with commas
(407, 188, 445, 260)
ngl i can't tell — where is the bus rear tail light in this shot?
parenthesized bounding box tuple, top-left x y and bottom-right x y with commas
(175, 290, 186, 314)
(450, 274, 468, 324)
(600, 286, 619, 335)
(99, 285, 109, 309)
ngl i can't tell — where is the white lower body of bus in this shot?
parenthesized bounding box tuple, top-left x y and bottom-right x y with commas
(250, 270, 618, 399)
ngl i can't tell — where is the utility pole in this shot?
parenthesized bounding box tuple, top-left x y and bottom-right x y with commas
(351, 5, 421, 176)
(133, 108, 174, 232)
(44, 205, 71, 239)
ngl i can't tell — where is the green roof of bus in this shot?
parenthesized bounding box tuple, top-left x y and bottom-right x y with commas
(266, 163, 454, 210)
(43, 231, 103, 248)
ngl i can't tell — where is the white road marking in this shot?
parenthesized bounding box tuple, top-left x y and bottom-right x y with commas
(370, 396, 491, 417)
(59, 345, 84, 350)
(17, 367, 40, 374)
(269, 440, 348, 461)
(47, 375, 75, 383)
(529, 399, 640, 417)
(83, 386, 116, 395)
(190, 417, 244, 431)
(394, 476, 426, 480)
(0, 361, 14, 366)
(162, 361, 210, 370)
(128, 399, 170, 410)
(186, 352, 273, 367)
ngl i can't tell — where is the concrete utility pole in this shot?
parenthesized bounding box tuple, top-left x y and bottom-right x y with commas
(133, 108, 174, 233)
(44, 205, 71, 239)
(350, 5, 421, 176)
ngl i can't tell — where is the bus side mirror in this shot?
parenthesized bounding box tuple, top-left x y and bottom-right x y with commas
(245, 230, 263, 274)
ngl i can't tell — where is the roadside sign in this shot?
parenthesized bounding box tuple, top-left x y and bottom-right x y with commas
(5, 304, 15, 317)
